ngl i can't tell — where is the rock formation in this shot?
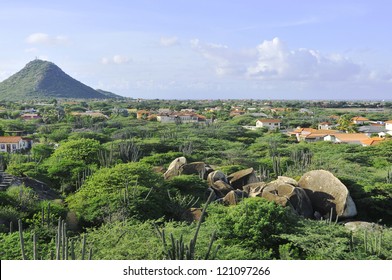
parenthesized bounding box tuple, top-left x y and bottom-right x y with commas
(298, 170, 357, 218)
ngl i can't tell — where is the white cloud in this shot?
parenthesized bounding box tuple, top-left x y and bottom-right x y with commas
(247, 37, 362, 81)
(25, 33, 69, 45)
(191, 38, 255, 76)
(192, 37, 364, 82)
(101, 55, 131, 65)
(113, 55, 130, 64)
(24, 48, 38, 53)
(160, 36, 179, 47)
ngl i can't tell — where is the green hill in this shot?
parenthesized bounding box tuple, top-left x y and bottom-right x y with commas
(0, 59, 122, 100)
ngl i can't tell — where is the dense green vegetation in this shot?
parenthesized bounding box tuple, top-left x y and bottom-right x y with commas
(0, 98, 391, 260)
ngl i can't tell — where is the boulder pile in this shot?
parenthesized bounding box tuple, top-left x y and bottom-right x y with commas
(164, 157, 357, 220)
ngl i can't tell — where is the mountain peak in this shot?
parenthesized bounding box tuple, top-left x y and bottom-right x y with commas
(0, 60, 122, 100)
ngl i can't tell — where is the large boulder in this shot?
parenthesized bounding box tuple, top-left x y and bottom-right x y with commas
(223, 190, 240, 205)
(163, 157, 187, 180)
(180, 162, 209, 179)
(227, 167, 259, 190)
(222, 190, 248, 205)
(243, 182, 267, 197)
(210, 180, 234, 197)
(207, 170, 228, 186)
(181, 208, 203, 222)
(276, 176, 299, 187)
(261, 181, 313, 218)
(298, 170, 357, 219)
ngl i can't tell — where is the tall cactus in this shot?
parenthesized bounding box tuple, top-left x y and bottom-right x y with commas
(18, 218, 92, 260)
(18, 219, 27, 260)
(155, 191, 218, 260)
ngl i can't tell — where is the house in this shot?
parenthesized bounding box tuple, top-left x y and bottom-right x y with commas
(318, 122, 334, 130)
(360, 137, 385, 146)
(20, 113, 41, 120)
(385, 120, 392, 131)
(351, 116, 369, 125)
(0, 136, 32, 153)
(230, 109, 245, 117)
(299, 108, 314, 115)
(290, 128, 340, 142)
(136, 110, 151, 119)
(358, 124, 386, 136)
(324, 133, 370, 145)
(157, 112, 206, 123)
(256, 119, 281, 130)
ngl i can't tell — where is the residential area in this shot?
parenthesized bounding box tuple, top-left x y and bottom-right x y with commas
(1, 98, 392, 261)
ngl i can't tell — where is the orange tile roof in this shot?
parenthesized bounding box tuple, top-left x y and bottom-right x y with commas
(291, 128, 339, 135)
(0, 136, 23, 143)
(351, 116, 369, 121)
(385, 120, 392, 124)
(361, 137, 385, 146)
(304, 133, 328, 139)
(331, 133, 369, 142)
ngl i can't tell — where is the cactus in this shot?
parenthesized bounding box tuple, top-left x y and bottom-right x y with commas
(81, 234, 87, 260)
(18, 217, 92, 260)
(386, 167, 392, 184)
(56, 217, 62, 260)
(18, 219, 27, 260)
(155, 191, 218, 260)
(33, 232, 37, 260)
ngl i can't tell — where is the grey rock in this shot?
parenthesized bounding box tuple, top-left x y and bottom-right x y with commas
(298, 170, 357, 218)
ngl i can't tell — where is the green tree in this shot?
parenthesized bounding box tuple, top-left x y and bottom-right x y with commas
(66, 162, 167, 226)
(49, 138, 101, 165)
(206, 197, 298, 258)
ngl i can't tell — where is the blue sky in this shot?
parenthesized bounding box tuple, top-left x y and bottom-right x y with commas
(1, 0, 391, 100)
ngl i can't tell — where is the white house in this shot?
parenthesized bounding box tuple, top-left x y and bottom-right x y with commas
(157, 112, 206, 123)
(385, 120, 392, 131)
(0, 136, 32, 153)
(318, 122, 334, 130)
(324, 133, 370, 145)
(351, 116, 369, 125)
(256, 119, 281, 130)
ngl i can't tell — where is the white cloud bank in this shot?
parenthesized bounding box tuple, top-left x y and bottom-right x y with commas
(191, 37, 368, 82)
(26, 33, 69, 45)
(160, 36, 179, 47)
(101, 55, 131, 65)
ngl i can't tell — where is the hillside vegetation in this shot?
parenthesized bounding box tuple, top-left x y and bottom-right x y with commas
(0, 60, 122, 100)
(0, 98, 391, 260)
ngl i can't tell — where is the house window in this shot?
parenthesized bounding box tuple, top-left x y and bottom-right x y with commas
(0, 144, 4, 149)
(12, 144, 17, 150)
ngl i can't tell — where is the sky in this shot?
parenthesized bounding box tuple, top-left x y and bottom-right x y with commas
(1, 0, 392, 100)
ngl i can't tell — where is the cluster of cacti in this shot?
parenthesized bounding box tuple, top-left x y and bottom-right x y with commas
(386, 167, 392, 184)
(258, 165, 271, 181)
(97, 147, 115, 168)
(75, 167, 94, 190)
(97, 141, 142, 168)
(166, 190, 199, 220)
(18, 218, 92, 260)
(272, 155, 281, 176)
(363, 229, 383, 256)
(118, 140, 142, 162)
(155, 192, 219, 260)
(290, 149, 313, 172)
(179, 141, 193, 156)
(40, 202, 51, 227)
(160, 130, 178, 140)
